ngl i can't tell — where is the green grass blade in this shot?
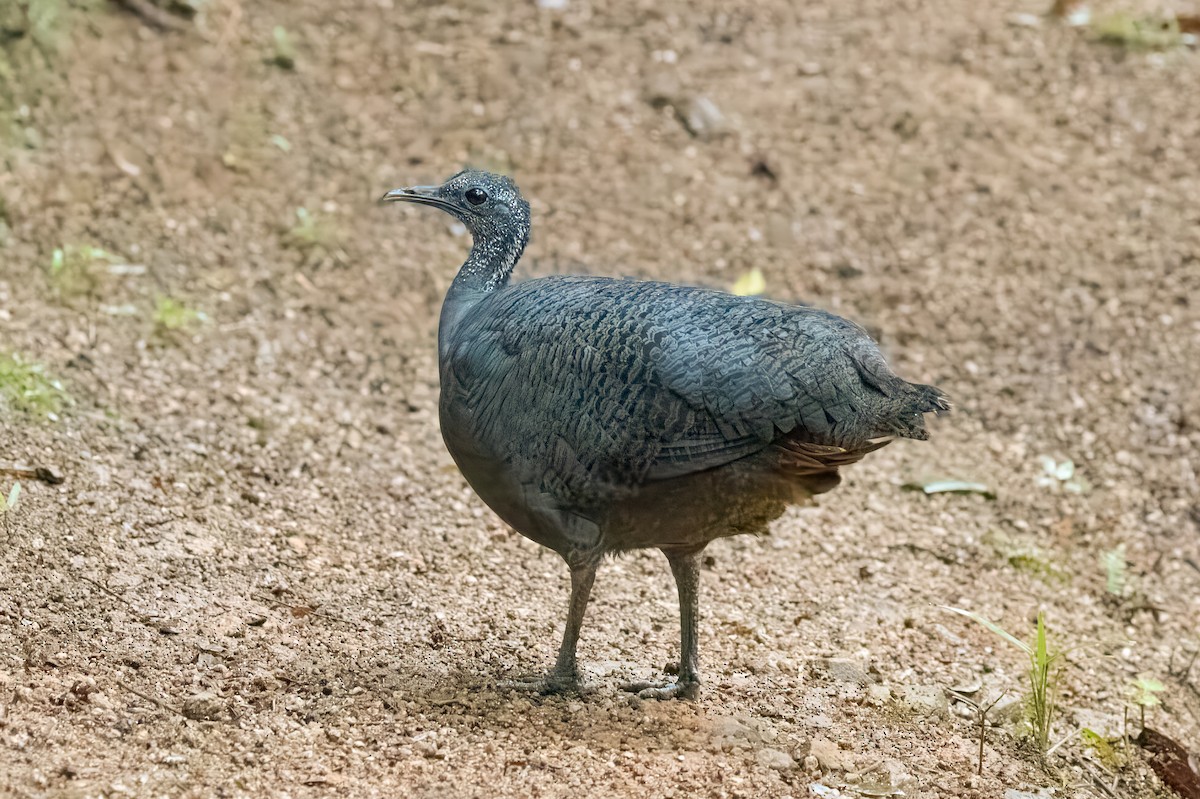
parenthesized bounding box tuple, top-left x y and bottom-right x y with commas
(941, 605, 1032, 655)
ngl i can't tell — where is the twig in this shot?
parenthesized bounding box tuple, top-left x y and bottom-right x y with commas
(76, 574, 173, 633)
(1046, 725, 1081, 756)
(251, 593, 371, 632)
(1071, 755, 1121, 799)
(110, 0, 190, 32)
(76, 574, 131, 606)
(119, 680, 181, 715)
(0, 465, 63, 485)
(952, 689, 1008, 775)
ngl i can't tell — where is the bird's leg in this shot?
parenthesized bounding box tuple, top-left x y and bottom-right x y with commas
(624, 548, 702, 701)
(501, 552, 598, 695)
(671, 549, 702, 692)
(548, 553, 599, 687)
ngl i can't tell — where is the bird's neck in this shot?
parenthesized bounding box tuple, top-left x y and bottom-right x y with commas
(439, 224, 529, 362)
(450, 226, 528, 295)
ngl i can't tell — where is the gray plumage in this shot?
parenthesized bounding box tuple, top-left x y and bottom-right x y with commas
(382, 170, 949, 700)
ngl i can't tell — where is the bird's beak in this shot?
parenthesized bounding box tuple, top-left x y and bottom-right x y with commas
(378, 185, 454, 211)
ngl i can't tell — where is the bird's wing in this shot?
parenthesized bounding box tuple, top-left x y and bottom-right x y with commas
(644, 294, 887, 476)
(444, 277, 933, 507)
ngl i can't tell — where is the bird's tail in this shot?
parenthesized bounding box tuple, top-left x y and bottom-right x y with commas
(914, 382, 952, 415)
(888, 382, 951, 441)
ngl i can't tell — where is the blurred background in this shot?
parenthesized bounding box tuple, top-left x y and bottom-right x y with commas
(1, 0, 1199, 796)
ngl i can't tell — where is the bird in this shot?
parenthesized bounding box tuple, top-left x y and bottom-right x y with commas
(381, 170, 948, 700)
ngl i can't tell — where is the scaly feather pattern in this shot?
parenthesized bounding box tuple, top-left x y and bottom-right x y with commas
(441, 275, 947, 518)
(383, 169, 949, 698)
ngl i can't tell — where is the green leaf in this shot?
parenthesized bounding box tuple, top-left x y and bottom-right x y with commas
(1034, 611, 1049, 665)
(0, 482, 18, 513)
(1129, 676, 1166, 707)
(1080, 728, 1121, 767)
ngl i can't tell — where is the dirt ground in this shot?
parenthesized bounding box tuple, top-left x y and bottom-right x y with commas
(2, 0, 1199, 796)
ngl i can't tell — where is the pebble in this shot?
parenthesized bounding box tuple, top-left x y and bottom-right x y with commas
(712, 716, 762, 750)
(756, 748, 795, 770)
(990, 696, 1026, 726)
(181, 692, 226, 721)
(896, 684, 948, 717)
(813, 657, 871, 686)
(1072, 709, 1122, 739)
(807, 737, 854, 772)
(866, 684, 892, 705)
(682, 95, 731, 139)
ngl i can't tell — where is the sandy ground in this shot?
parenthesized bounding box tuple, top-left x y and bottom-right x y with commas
(2, 0, 1199, 797)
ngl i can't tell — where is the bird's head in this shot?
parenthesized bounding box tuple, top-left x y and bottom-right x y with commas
(381, 169, 531, 244)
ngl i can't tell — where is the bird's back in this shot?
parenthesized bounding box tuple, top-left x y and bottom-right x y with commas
(437, 275, 946, 552)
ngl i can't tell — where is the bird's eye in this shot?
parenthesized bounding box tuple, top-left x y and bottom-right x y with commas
(465, 187, 488, 206)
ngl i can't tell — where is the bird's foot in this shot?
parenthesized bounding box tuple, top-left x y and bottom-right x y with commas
(498, 668, 581, 696)
(621, 678, 701, 701)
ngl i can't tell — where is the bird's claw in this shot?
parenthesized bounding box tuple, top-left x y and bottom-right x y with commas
(498, 670, 581, 696)
(621, 679, 701, 701)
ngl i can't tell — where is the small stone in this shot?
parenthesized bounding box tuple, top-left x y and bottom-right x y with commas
(809, 737, 854, 772)
(0, 2, 30, 36)
(991, 696, 1025, 726)
(756, 748, 795, 770)
(896, 684, 947, 717)
(880, 759, 915, 789)
(181, 692, 226, 721)
(1007, 12, 1042, 27)
(682, 95, 731, 139)
(1072, 708, 1122, 739)
(712, 717, 761, 750)
(813, 657, 871, 686)
(866, 684, 892, 705)
(803, 754, 820, 773)
(644, 74, 683, 108)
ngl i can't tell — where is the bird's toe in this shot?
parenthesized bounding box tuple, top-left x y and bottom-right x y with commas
(621, 679, 700, 701)
(499, 669, 581, 696)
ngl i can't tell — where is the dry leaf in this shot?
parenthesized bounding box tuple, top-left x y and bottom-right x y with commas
(1137, 728, 1200, 798)
(1178, 14, 1200, 34)
(730, 268, 766, 296)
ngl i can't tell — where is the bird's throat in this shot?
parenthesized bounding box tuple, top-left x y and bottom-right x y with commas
(451, 225, 528, 295)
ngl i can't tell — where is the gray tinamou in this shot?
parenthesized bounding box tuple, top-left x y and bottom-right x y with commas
(382, 170, 948, 700)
